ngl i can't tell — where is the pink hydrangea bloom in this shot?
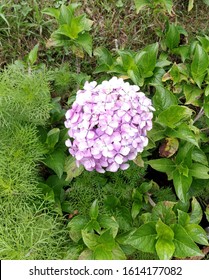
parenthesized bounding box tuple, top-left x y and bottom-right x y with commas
(64, 77, 154, 173)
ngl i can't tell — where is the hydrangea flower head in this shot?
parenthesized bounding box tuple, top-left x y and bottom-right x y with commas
(65, 77, 154, 173)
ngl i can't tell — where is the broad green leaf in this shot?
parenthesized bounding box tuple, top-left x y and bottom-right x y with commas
(98, 215, 119, 238)
(147, 158, 175, 174)
(81, 230, 99, 250)
(94, 47, 113, 66)
(172, 46, 190, 62)
(173, 224, 204, 258)
(178, 210, 190, 226)
(134, 0, 149, 13)
(169, 63, 180, 84)
(44, 149, 66, 178)
(93, 245, 112, 260)
(28, 44, 39, 65)
(185, 224, 209, 245)
(197, 35, 209, 52)
(84, 219, 101, 233)
(152, 201, 176, 225)
(68, 215, 89, 242)
(189, 163, 209, 179)
(191, 44, 209, 88)
(89, 199, 99, 220)
(76, 32, 92, 56)
(126, 222, 157, 253)
(135, 43, 159, 77)
(155, 238, 175, 260)
(203, 0, 209, 6)
(190, 197, 202, 224)
(131, 201, 142, 219)
(173, 169, 192, 202)
(64, 156, 84, 182)
(158, 105, 193, 128)
(153, 86, 177, 112)
(115, 206, 133, 231)
(128, 68, 144, 86)
(192, 147, 208, 165)
(161, 0, 173, 15)
(112, 243, 126, 260)
(42, 7, 60, 19)
(59, 4, 73, 25)
(184, 84, 202, 106)
(165, 24, 180, 50)
(166, 124, 199, 147)
(98, 229, 115, 251)
(156, 219, 174, 240)
(45, 128, 60, 150)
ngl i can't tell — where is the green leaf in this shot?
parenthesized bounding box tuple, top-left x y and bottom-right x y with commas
(157, 105, 193, 128)
(190, 163, 209, 179)
(191, 44, 209, 88)
(161, 0, 173, 15)
(89, 199, 99, 220)
(94, 47, 113, 66)
(81, 230, 99, 250)
(153, 86, 178, 112)
(177, 210, 190, 226)
(59, 4, 73, 25)
(165, 24, 180, 50)
(185, 224, 209, 245)
(134, 0, 149, 13)
(173, 169, 192, 202)
(152, 201, 176, 225)
(98, 229, 115, 251)
(93, 245, 112, 260)
(173, 224, 204, 258)
(44, 149, 66, 178)
(126, 222, 157, 253)
(128, 68, 144, 86)
(131, 201, 142, 219)
(45, 128, 60, 150)
(204, 95, 209, 118)
(135, 43, 159, 77)
(64, 156, 84, 182)
(192, 148, 208, 165)
(166, 123, 199, 147)
(98, 215, 119, 238)
(112, 243, 126, 260)
(197, 35, 209, 52)
(147, 158, 175, 174)
(42, 7, 60, 20)
(68, 215, 89, 242)
(76, 32, 92, 56)
(184, 84, 202, 106)
(28, 44, 39, 65)
(203, 0, 209, 6)
(156, 219, 174, 239)
(190, 197, 202, 224)
(155, 238, 175, 260)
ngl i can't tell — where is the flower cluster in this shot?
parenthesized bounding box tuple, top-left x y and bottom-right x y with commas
(64, 77, 154, 173)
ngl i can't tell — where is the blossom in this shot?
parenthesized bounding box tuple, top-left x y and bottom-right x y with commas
(64, 77, 154, 173)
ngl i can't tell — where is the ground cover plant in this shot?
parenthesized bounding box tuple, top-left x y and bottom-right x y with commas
(0, 0, 209, 260)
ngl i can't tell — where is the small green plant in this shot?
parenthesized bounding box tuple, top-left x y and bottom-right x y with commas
(42, 3, 93, 57)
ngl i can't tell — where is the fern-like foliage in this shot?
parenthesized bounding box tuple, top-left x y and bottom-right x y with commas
(0, 64, 52, 127)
